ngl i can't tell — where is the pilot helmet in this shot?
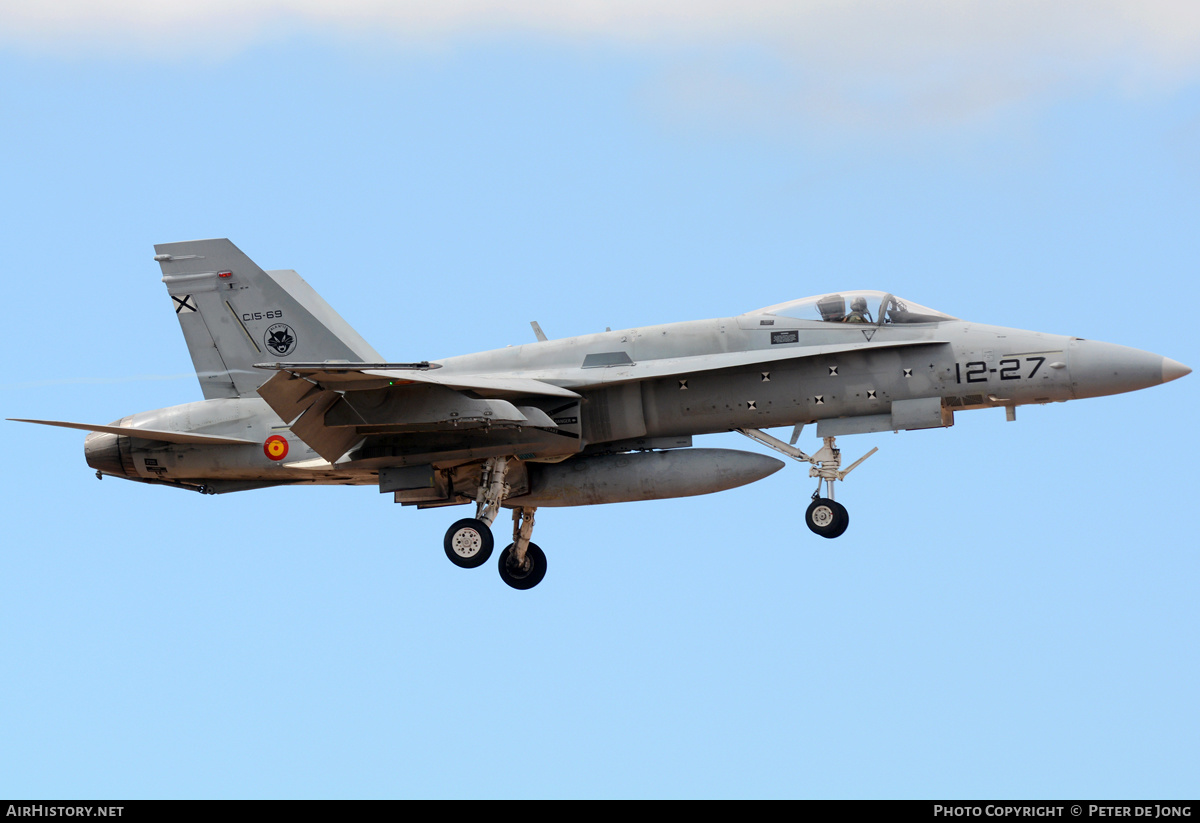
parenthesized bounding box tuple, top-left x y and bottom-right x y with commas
(851, 297, 867, 312)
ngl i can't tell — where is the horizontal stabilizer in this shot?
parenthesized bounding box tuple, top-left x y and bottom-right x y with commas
(8, 418, 258, 446)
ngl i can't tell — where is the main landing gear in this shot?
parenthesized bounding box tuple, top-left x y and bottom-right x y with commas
(441, 456, 547, 590)
(443, 518, 493, 568)
(737, 428, 877, 539)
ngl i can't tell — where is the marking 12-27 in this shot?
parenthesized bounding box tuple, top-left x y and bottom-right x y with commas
(955, 356, 1045, 384)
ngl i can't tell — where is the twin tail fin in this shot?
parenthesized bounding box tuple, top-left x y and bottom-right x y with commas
(156, 238, 383, 399)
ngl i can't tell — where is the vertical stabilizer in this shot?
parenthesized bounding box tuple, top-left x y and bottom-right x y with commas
(156, 239, 383, 398)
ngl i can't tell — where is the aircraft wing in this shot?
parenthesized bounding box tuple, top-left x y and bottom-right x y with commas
(8, 418, 259, 446)
(254, 366, 573, 462)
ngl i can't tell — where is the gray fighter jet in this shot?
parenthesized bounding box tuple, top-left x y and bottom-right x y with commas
(12, 239, 1191, 589)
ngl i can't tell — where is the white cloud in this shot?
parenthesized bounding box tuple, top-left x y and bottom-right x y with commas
(4, 1, 1198, 129)
(3, 1, 1196, 63)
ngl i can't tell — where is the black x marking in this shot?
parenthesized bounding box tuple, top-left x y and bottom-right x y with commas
(173, 295, 197, 314)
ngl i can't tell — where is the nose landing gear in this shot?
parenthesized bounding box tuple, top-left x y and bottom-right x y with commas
(737, 428, 876, 539)
(805, 496, 849, 539)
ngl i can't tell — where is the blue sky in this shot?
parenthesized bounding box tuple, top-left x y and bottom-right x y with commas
(1, 1, 1197, 799)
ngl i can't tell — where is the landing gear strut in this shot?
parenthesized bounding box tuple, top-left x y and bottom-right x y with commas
(499, 508, 546, 589)
(737, 428, 877, 539)
(442, 455, 510, 568)
(441, 457, 547, 588)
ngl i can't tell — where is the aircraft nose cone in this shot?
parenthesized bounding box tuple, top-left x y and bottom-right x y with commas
(1070, 340, 1190, 400)
(1163, 357, 1192, 383)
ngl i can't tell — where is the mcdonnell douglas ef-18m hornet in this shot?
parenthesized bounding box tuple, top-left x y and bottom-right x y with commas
(12, 240, 1191, 589)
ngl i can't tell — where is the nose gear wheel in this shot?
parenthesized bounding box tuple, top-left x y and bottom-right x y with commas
(805, 497, 849, 538)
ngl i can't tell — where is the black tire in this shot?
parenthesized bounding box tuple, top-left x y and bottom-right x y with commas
(444, 518, 494, 568)
(498, 542, 547, 590)
(805, 498, 849, 539)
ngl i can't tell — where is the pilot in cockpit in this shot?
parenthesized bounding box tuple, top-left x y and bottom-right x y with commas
(817, 294, 874, 324)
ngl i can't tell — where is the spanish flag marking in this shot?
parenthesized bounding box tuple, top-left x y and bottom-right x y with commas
(264, 435, 289, 461)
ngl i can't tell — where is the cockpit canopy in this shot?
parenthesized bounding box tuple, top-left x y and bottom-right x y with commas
(746, 290, 956, 325)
